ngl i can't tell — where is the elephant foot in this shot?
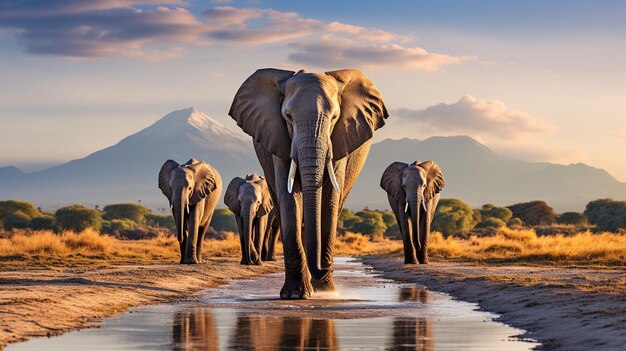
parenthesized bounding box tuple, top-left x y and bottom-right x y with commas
(181, 258, 199, 264)
(280, 277, 313, 299)
(417, 251, 429, 264)
(404, 258, 418, 265)
(265, 256, 277, 261)
(312, 274, 335, 292)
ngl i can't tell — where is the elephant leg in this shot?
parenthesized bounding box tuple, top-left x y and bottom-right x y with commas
(179, 221, 189, 264)
(390, 198, 417, 264)
(418, 197, 439, 264)
(266, 219, 280, 261)
(183, 204, 201, 264)
(196, 193, 218, 263)
(273, 156, 311, 299)
(236, 215, 246, 265)
(253, 215, 268, 265)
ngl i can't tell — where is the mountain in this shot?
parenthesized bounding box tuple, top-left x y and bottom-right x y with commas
(0, 108, 261, 210)
(2, 111, 625, 212)
(349, 136, 626, 211)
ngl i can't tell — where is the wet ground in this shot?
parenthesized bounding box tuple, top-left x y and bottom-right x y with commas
(8, 257, 539, 350)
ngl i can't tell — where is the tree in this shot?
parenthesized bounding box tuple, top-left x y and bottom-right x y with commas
(475, 217, 506, 229)
(352, 210, 387, 238)
(584, 199, 626, 232)
(557, 212, 588, 226)
(508, 217, 524, 227)
(55, 205, 102, 232)
(506, 201, 556, 226)
(102, 219, 137, 234)
(432, 198, 476, 237)
(145, 213, 175, 231)
(0, 200, 39, 221)
(479, 204, 513, 222)
(380, 210, 400, 237)
(30, 215, 55, 231)
(3, 211, 31, 230)
(102, 203, 150, 224)
(338, 209, 361, 233)
(210, 208, 238, 232)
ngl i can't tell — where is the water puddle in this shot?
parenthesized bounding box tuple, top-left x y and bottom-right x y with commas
(8, 257, 539, 350)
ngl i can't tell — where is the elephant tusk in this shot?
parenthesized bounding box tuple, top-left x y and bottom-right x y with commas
(423, 201, 428, 212)
(287, 159, 297, 194)
(404, 202, 409, 214)
(186, 202, 190, 214)
(327, 159, 340, 193)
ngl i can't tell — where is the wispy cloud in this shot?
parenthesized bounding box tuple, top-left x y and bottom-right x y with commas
(0, 1, 470, 69)
(395, 95, 554, 139)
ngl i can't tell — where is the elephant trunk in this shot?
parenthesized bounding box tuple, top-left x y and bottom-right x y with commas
(241, 204, 255, 265)
(298, 135, 329, 282)
(409, 196, 421, 252)
(172, 189, 189, 243)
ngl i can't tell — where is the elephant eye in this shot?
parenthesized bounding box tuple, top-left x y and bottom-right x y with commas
(285, 112, 293, 120)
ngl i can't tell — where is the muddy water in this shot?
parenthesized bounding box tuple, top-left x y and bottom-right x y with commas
(9, 257, 539, 350)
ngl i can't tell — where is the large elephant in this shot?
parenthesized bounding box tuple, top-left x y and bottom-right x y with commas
(224, 174, 273, 265)
(159, 159, 222, 264)
(262, 208, 281, 261)
(229, 68, 388, 298)
(380, 161, 444, 264)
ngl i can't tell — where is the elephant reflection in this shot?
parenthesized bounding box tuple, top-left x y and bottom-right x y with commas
(172, 309, 219, 351)
(398, 286, 430, 304)
(386, 318, 433, 351)
(228, 313, 338, 350)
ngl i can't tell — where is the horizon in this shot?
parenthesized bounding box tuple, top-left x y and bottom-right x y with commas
(1, 1, 626, 181)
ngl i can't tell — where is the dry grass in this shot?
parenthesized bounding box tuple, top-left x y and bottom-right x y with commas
(1, 227, 623, 267)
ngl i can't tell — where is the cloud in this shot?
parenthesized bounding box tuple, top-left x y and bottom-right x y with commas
(395, 95, 554, 139)
(613, 128, 626, 139)
(0, 2, 470, 68)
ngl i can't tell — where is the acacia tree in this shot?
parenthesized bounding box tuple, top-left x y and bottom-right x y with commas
(55, 205, 102, 232)
(584, 199, 626, 231)
(102, 203, 150, 224)
(507, 201, 556, 226)
(432, 198, 476, 237)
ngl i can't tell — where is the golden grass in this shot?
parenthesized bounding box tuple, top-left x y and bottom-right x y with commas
(1, 227, 623, 267)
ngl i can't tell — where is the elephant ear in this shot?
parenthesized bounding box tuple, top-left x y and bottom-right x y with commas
(418, 161, 445, 203)
(225, 177, 246, 215)
(187, 161, 219, 205)
(380, 162, 408, 203)
(326, 69, 389, 160)
(256, 177, 273, 217)
(229, 69, 295, 160)
(158, 160, 180, 203)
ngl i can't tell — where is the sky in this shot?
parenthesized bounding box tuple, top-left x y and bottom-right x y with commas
(0, 0, 625, 180)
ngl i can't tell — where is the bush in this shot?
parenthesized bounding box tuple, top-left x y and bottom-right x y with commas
(479, 204, 513, 222)
(102, 219, 137, 234)
(508, 217, 524, 228)
(584, 199, 626, 232)
(381, 210, 400, 238)
(432, 198, 476, 237)
(0, 200, 39, 221)
(351, 210, 387, 238)
(4, 211, 31, 230)
(145, 213, 175, 231)
(507, 200, 556, 226)
(30, 215, 55, 231)
(475, 217, 506, 229)
(557, 212, 588, 226)
(55, 205, 102, 232)
(210, 208, 237, 232)
(338, 209, 361, 233)
(102, 203, 150, 223)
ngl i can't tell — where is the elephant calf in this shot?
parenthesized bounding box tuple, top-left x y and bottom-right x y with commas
(224, 174, 273, 265)
(380, 161, 444, 264)
(159, 159, 222, 264)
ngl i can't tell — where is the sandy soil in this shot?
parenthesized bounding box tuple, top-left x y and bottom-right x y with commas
(0, 258, 283, 349)
(361, 255, 626, 351)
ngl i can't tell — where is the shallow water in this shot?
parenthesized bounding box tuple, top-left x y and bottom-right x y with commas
(9, 257, 539, 350)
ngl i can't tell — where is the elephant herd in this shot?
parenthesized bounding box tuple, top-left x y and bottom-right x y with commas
(158, 68, 445, 299)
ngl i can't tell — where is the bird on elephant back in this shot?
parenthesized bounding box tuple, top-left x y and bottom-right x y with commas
(158, 159, 222, 264)
(229, 68, 389, 299)
(380, 161, 445, 264)
(224, 174, 274, 265)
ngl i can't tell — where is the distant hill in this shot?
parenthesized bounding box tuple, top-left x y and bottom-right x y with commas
(1, 110, 624, 212)
(0, 108, 261, 210)
(349, 136, 626, 211)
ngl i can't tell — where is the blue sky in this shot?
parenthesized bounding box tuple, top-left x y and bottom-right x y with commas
(1, 0, 625, 180)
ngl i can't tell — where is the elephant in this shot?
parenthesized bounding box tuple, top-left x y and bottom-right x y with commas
(159, 159, 222, 264)
(262, 208, 281, 261)
(229, 68, 388, 298)
(380, 161, 444, 264)
(172, 309, 219, 351)
(224, 174, 273, 265)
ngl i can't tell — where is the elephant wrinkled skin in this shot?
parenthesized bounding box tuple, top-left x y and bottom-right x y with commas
(229, 68, 388, 298)
(380, 161, 444, 264)
(224, 174, 273, 265)
(159, 159, 222, 264)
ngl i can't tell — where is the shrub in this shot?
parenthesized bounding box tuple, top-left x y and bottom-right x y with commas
(508, 217, 524, 228)
(479, 204, 513, 222)
(102, 219, 137, 234)
(338, 209, 361, 233)
(557, 212, 588, 226)
(30, 215, 55, 231)
(0, 200, 39, 221)
(475, 217, 506, 229)
(352, 210, 387, 238)
(55, 205, 102, 232)
(432, 198, 476, 237)
(145, 213, 175, 231)
(584, 199, 626, 232)
(210, 208, 237, 232)
(102, 203, 150, 223)
(507, 200, 556, 226)
(3, 211, 31, 230)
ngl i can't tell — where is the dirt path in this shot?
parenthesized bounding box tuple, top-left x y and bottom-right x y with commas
(0, 258, 283, 349)
(361, 255, 626, 351)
